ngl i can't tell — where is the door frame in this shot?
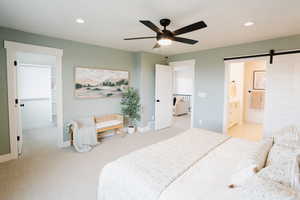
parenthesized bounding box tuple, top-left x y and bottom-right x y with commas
(169, 59, 196, 128)
(4, 41, 64, 160)
(222, 57, 268, 135)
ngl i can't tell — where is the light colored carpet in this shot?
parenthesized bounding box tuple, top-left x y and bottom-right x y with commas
(0, 115, 190, 200)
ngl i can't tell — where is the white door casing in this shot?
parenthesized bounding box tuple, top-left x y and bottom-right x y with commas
(16, 68, 23, 154)
(4, 41, 63, 160)
(155, 64, 173, 130)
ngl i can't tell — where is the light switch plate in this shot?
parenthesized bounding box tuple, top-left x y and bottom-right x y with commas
(198, 92, 207, 98)
(199, 120, 203, 125)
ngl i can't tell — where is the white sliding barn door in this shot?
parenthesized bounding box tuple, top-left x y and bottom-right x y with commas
(264, 53, 300, 136)
(155, 64, 173, 130)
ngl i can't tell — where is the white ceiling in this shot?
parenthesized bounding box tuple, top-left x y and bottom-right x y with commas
(1, 0, 300, 55)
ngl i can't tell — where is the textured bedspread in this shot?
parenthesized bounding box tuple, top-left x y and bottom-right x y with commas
(98, 128, 229, 200)
(159, 137, 260, 200)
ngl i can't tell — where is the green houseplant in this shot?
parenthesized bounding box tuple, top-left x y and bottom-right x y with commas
(121, 87, 141, 134)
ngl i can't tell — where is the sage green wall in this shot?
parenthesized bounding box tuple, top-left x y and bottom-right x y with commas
(0, 45, 9, 154)
(2, 26, 300, 155)
(0, 27, 137, 155)
(131, 53, 142, 89)
(169, 34, 300, 133)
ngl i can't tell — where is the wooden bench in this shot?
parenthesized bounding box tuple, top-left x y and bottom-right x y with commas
(69, 114, 124, 145)
(95, 114, 124, 138)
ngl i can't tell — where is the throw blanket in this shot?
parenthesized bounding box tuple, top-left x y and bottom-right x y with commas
(70, 118, 98, 153)
(98, 128, 229, 200)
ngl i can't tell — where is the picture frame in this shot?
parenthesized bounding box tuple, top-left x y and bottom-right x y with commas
(74, 66, 129, 98)
(253, 70, 266, 90)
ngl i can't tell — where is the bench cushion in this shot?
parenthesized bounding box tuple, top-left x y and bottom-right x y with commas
(96, 120, 122, 129)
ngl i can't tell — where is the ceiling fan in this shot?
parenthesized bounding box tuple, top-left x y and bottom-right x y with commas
(124, 19, 207, 48)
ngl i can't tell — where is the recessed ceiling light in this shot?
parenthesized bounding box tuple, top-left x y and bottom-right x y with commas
(244, 21, 254, 27)
(76, 18, 85, 24)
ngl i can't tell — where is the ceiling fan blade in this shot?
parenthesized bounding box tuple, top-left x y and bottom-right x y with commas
(124, 36, 156, 40)
(153, 43, 160, 49)
(172, 37, 198, 44)
(140, 20, 162, 33)
(173, 21, 207, 36)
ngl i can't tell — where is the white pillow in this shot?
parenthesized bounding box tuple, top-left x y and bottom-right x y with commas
(257, 162, 294, 187)
(229, 139, 273, 188)
(264, 149, 300, 191)
(273, 125, 300, 148)
(267, 144, 300, 166)
(236, 176, 300, 200)
(291, 155, 300, 192)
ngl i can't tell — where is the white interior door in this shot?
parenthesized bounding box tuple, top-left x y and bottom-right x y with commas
(155, 64, 173, 130)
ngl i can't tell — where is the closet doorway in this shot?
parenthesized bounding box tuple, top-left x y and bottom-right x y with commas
(154, 59, 195, 131)
(5, 41, 63, 160)
(223, 59, 267, 141)
(169, 60, 195, 130)
(16, 52, 58, 156)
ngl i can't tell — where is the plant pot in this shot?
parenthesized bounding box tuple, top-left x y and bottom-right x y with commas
(127, 126, 135, 134)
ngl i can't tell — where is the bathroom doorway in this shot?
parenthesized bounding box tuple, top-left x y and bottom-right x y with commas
(223, 59, 267, 141)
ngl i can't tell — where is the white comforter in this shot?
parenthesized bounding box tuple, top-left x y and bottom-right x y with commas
(98, 128, 230, 200)
(159, 137, 259, 200)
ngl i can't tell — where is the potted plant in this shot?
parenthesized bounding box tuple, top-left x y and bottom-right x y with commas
(121, 87, 141, 134)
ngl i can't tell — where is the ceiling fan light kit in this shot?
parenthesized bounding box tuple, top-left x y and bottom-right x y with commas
(124, 18, 207, 49)
(158, 38, 172, 46)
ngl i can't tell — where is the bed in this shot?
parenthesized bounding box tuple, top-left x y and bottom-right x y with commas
(97, 127, 300, 200)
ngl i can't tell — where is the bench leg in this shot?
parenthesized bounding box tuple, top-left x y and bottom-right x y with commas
(70, 132, 74, 146)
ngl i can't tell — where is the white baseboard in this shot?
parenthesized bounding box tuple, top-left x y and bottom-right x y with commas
(137, 126, 150, 133)
(138, 122, 153, 133)
(60, 140, 71, 148)
(0, 153, 14, 163)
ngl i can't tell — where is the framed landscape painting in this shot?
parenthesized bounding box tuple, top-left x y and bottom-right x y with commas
(75, 67, 129, 98)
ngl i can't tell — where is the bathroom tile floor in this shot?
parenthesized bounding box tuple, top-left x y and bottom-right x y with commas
(228, 123, 263, 141)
